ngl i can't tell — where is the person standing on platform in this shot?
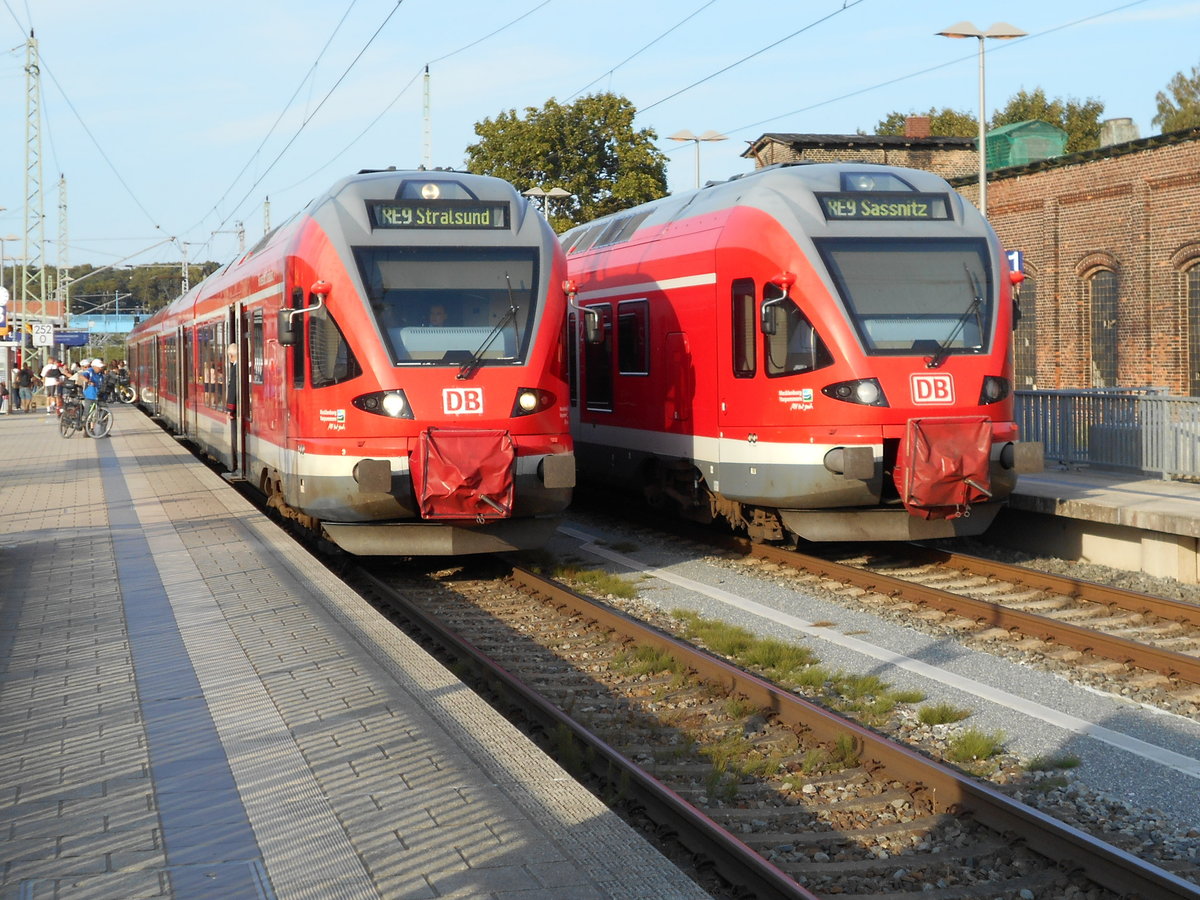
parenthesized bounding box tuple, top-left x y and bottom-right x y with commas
(16, 365, 36, 412)
(40, 357, 63, 414)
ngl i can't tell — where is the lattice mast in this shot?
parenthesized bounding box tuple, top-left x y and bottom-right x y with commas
(22, 31, 48, 321)
(57, 174, 69, 318)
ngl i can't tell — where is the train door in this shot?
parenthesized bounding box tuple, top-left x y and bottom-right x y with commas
(176, 325, 191, 437)
(226, 304, 248, 479)
(581, 303, 613, 417)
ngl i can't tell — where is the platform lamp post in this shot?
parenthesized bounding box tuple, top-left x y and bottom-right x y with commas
(668, 129, 728, 189)
(522, 187, 571, 224)
(936, 21, 1026, 216)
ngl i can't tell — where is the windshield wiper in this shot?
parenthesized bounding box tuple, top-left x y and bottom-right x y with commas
(926, 264, 984, 369)
(457, 273, 519, 379)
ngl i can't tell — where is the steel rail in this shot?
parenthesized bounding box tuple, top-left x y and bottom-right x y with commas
(906, 543, 1200, 625)
(749, 543, 1200, 686)
(506, 566, 1200, 900)
(355, 567, 819, 900)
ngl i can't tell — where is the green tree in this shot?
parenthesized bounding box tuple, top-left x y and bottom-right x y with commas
(874, 107, 977, 137)
(990, 87, 1104, 153)
(1153, 61, 1200, 133)
(65, 261, 219, 316)
(466, 92, 667, 230)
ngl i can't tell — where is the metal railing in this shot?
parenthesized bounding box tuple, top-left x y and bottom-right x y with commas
(1015, 388, 1200, 480)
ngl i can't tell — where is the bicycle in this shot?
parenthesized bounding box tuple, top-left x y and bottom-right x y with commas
(84, 397, 113, 438)
(59, 386, 113, 438)
(58, 389, 84, 438)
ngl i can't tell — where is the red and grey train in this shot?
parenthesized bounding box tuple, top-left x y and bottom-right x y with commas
(561, 162, 1041, 542)
(128, 169, 575, 555)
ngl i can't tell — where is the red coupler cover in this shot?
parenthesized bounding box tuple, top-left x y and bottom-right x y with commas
(410, 428, 515, 520)
(897, 416, 992, 520)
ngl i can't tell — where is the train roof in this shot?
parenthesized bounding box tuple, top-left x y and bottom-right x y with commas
(561, 162, 986, 256)
(132, 169, 553, 336)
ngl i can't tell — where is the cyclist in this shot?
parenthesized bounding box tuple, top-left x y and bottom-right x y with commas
(81, 358, 106, 435)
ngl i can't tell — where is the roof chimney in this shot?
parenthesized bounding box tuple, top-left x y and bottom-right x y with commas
(904, 116, 932, 138)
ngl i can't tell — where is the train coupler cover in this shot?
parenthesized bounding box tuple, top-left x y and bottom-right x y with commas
(410, 427, 515, 520)
(897, 416, 993, 520)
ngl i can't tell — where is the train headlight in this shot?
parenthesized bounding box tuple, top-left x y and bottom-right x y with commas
(511, 387, 555, 417)
(352, 389, 414, 419)
(979, 376, 1010, 405)
(821, 378, 889, 407)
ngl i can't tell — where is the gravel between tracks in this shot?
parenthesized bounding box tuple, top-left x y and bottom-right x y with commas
(548, 513, 1200, 886)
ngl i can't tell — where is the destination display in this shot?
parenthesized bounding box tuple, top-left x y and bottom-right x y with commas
(368, 200, 509, 230)
(816, 192, 952, 222)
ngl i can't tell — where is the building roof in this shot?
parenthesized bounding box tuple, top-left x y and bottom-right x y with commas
(949, 124, 1200, 186)
(742, 132, 976, 158)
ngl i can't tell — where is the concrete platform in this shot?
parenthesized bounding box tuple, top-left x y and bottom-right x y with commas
(0, 407, 710, 899)
(1001, 467, 1200, 583)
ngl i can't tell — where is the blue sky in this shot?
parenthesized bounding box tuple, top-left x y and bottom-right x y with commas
(0, 0, 1196, 271)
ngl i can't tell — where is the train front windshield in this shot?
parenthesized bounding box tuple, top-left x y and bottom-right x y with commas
(817, 238, 994, 357)
(355, 247, 538, 366)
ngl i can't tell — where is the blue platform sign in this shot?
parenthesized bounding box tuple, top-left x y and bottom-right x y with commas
(1006, 249, 1024, 273)
(56, 330, 91, 347)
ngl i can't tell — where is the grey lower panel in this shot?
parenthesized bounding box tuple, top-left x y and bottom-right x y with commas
(323, 516, 562, 555)
(782, 502, 1004, 542)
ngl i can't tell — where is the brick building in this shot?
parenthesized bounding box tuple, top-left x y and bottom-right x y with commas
(972, 127, 1200, 395)
(742, 123, 1200, 396)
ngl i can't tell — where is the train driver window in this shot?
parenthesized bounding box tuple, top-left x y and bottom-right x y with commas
(763, 285, 832, 377)
(732, 279, 756, 377)
(308, 304, 361, 387)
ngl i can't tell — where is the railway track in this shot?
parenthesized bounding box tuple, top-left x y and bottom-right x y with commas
(353, 558, 1200, 900)
(738, 541, 1200, 708)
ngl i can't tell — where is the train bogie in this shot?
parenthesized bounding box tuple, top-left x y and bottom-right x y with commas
(563, 162, 1042, 543)
(129, 170, 574, 555)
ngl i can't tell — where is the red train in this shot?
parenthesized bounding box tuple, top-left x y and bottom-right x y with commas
(128, 169, 574, 554)
(561, 162, 1041, 542)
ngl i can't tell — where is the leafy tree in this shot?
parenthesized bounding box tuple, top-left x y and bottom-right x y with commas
(1153, 61, 1200, 133)
(874, 107, 977, 137)
(990, 87, 1104, 153)
(466, 92, 668, 230)
(873, 89, 1104, 153)
(64, 261, 219, 315)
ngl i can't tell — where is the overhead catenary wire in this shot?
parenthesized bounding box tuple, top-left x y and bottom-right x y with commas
(209, 1, 408, 244)
(187, 0, 362, 245)
(281, 0, 558, 192)
(715, 0, 1154, 152)
(564, 0, 719, 102)
(638, 0, 867, 115)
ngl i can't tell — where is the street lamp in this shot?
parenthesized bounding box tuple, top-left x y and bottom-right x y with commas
(936, 21, 1026, 215)
(522, 186, 571, 221)
(669, 129, 728, 189)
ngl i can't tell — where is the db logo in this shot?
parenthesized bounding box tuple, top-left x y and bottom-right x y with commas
(443, 387, 484, 415)
(910, 373, 955, 404)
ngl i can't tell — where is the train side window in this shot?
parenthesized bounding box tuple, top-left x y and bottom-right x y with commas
(308, 304, 362, 388)
(732, 279, 756, 377)
(583, 303, 613, 411)
(251, 311, 264, 385)
(617, 299, 649, 375)
(763, 286, 833, 377)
